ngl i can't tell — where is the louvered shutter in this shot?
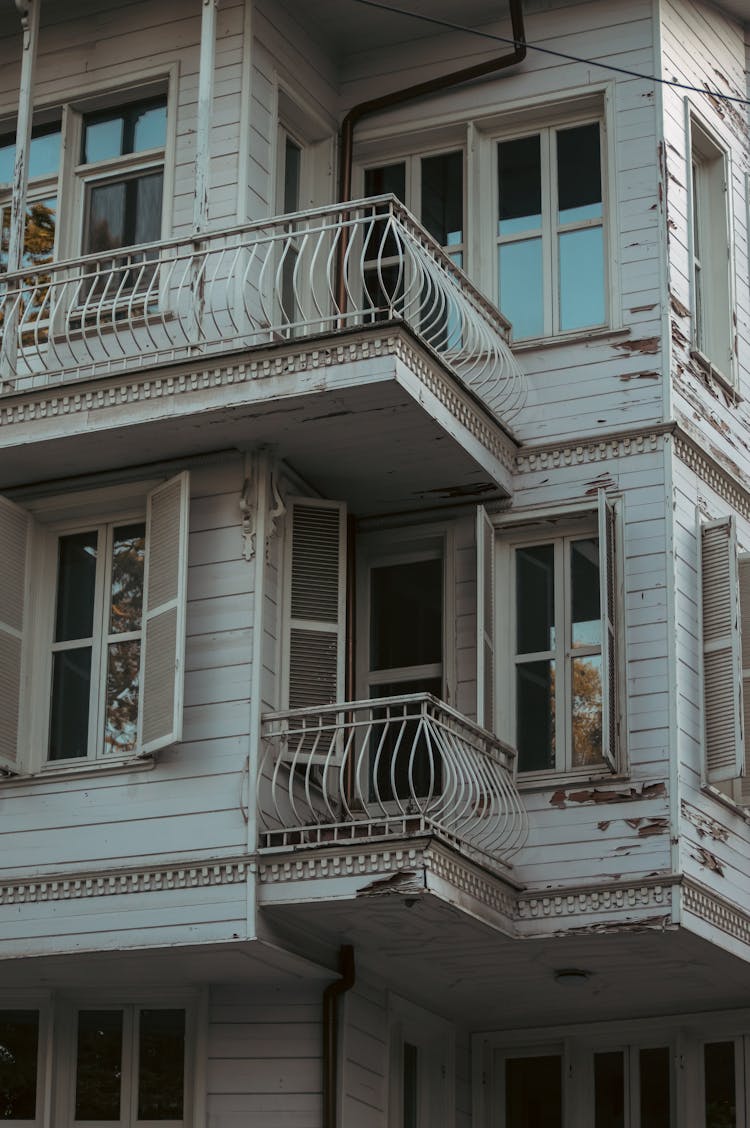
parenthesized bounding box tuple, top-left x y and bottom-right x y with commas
(138, 471, 190, 756)
(0, 495, 31, 774)
(598, 490, 618, 771)
(701, 516, 743, 782)
(736, 555, 750, 806)
(286, 499, 346, 710)
(476, 505, 495, 731)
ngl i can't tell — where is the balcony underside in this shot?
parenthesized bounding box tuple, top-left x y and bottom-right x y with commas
(0, 326, 516, 511)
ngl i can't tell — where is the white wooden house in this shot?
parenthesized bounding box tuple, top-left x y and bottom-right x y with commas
(0, 0, 748, 1122)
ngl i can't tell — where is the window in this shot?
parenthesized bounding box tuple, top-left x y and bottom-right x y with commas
(688, 116, 733, 380)
(496, 120, 606, 340)
(0, 472, 189, 774)
(70, 1006, 186, 1125)
(79, 98, 166, 257)
(0, 1008, 43, 1123)
(0, 121, 61, 273)
(496, 494, 619, 776)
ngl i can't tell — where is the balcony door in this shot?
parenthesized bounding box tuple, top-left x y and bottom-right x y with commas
(357, 537, 444, 801)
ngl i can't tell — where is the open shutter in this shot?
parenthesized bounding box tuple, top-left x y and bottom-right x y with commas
(286, 498, 346, 709)
(598, 490, 618, 771)
(736, 555, 750, 805)
(476, 505, 495, 731)
(0, 495, 31, 774)
(138, 471, 190, 756)
(701, 516, 743, 782)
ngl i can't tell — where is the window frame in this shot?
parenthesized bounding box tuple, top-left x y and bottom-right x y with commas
(685, 107, 735, 388)
(492, 115, 608, 341)
(0, 993, 54, 1128)
(1, 473, 189, 777)
(387, 994, 455, 1128)
(495, 497, 623, 782)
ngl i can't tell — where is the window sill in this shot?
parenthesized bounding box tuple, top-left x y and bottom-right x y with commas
(0, 754, 155, 787)
(689, 348, 741, 403)
(702, 782, 750, 824)
(518, 766, 627, 793)
(512, 325, 630, 353)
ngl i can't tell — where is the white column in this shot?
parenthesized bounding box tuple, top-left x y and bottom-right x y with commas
(194, 0, 218, 232)
(7, 0, 40, 274)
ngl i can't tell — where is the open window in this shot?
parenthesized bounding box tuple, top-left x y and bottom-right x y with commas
(496, 493, 621, 777)
(0, 472, 189, 774)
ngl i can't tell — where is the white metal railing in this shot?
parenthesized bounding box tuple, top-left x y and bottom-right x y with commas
(258, 693, 528, 867)
(0, 196, 526, 420)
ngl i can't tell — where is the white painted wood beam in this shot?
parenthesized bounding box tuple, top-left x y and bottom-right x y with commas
(7, 0, 40, 276)
(194, 0, 219, 232)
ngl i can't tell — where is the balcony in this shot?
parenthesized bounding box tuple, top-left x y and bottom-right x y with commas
(0, 196, 524, 422)
(258, 693, 527, 870)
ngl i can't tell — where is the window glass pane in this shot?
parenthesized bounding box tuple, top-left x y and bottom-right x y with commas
(498, 135, 542, 234)
(506, 1055, 562, 1128)
(517, 660, 555, 772)
(499, 238, 543, 339)
(110, 523, 146, 634)
(86, 180, 126, 253)
(0, 127, 61, 184)
(403, 1041, 418, 1128)
(704, 1042, 736, 1128)
(559, 226, 605, 331)
(55, 531, 98, 643)
(572, 654, 603, 767)
(132, 102, 167, 153)
(49, 648, 92, 761)
(83, 115, 125, 164)
(105, 640, 141, 756)
(516, 544, 555, 654)
(283, 136, 301, 214)
(0, 197, 57, 273)
(421, 150, 463, 248)
(557, 122, 602, 223)
(364, 162, 406, 204)
(571, 538, 601, 647)
(370, 558, 442, 671)
(75, 1011, 123, 1121)
(595, 1051, 625, 1128)
(137, 1009, 185, 1120)
(133, 171, 163, 245)
(640, 1047, 671, 1128)
(0, 1010, 39, 1120)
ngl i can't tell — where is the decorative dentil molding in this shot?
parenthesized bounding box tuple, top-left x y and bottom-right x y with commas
(0, 861, 248, 907)
(515, 428, 666, 475)
(683, 877, 750, 947)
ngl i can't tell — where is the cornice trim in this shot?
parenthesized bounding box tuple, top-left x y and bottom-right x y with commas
(0, 860, 249, 906)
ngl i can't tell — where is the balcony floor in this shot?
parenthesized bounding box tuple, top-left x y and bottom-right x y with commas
(0, 325, 516, 513)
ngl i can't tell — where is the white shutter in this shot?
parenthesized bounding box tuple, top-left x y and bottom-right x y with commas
(737, 555, 750, 807)
(598, 490, 618, 771)
(138, 471, 190, 755)
(0, 495, 31, 774)
(285, 498, 346, 709)
(701, 516, 743, 782)
(476, 505, 495, 731)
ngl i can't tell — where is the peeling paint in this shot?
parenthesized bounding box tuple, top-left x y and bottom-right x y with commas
(670, 294, 690, 319)
(681, 801, 729, 842)
(613, 337, 660, 356)
(629, 304, 657, 314)
(619, 371, 659, 382)
(554, 914, 673, 936)
(692, 847, 724, 876)
(549, 781, 667, 809)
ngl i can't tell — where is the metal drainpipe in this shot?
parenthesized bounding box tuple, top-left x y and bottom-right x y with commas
(323, 945, 356, 1128)
(335, 0, 527, 311)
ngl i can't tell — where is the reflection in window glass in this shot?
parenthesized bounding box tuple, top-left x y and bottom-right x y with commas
(137, 1010, 185, 1121)
(0, 1010, 39, 1120)
(704, 1042, 736, 1128)
(370, 558, 442, 672)
(83, 99, 167, 164)
(0, 126, 61, 185)
(506, 1055, 562, 1128)
(421, 151, 463, 248)
(105, 640, 141, 755)
(516, 543, 555, 654)
(559, 226, 605, 331)
(595, 1051, 625, 1128)
(499, 238, 544, 339)
(572, 654, 603, 767)
(109, 524, 146, 634)
(571, 538, 601, 647)
(498, 135, 542, 234)
(75, 1010, 123, 1121)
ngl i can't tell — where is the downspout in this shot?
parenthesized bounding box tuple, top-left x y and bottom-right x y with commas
(323, 945, 356, 1128)
(335, 0, 526, 311)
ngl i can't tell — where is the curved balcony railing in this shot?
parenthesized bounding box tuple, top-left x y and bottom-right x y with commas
(0, 196, 525, 421)
(258, 693, 528, 869)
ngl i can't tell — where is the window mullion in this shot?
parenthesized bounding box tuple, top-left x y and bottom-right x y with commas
(89, 524, 111, 760)
(542, 128, 556, 337)
(123, 1006, 136, 1128)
